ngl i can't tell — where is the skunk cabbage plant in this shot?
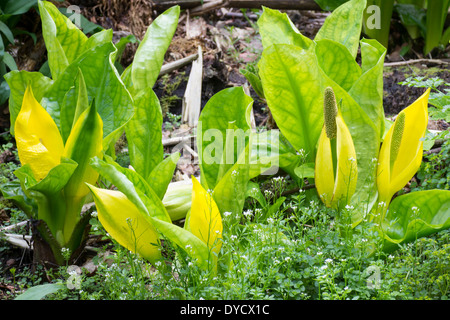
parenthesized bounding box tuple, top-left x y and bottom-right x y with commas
(315, 87, 357, 209)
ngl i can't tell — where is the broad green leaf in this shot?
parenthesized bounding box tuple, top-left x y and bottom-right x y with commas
(348, 38, 386, 139)
(38, 0, 87, 80)
(41, 42, 133, 148)
(382, 190, 450, 253)
(131, 5, 180, 93)
(315, 39, 361, 92)
(213, 137, 252, 219)
(125, 88, 164, 180)
(197, 87, 253, 190)
(147, 152, 180, 199)
(4, 70, 53, 135)
(258, 44, 324, 162)
(14, 283, 64, 300)
(257, 6, 312, 50)
(87, 185, 162, 263)
(315, 0, 367, 58)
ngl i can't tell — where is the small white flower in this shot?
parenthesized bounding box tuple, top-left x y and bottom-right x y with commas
(224, 211, 232, 217)
(348, 157, 356, 162)
(267, 218, 274, 224)
(243, 209, 253, 217)
(231, 235, 238, 240)
(285, 257, 291, 262)
(325, 258, 333, 264)
(371, 157, 378, 163)
(345, 204, 354, 210)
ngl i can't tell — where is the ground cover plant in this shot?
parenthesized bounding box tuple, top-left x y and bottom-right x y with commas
(1, 0, 450, 302)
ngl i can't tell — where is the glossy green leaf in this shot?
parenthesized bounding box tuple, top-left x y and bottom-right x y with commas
(125, 88, 164, 180)
(147, 152, 180, 199)
(382, 190, 450, 253)
(348, 38, 386, 138)
(213, 137, 252, 219)
(197, 87, 253, 190)
(41, 42, 133, 148)
(315, 0, 367, 58)
(130, 5, 180, 93)
(258, 44, 324, 163)
(38, 0, 87, 80)
(257, 6, 312, 50)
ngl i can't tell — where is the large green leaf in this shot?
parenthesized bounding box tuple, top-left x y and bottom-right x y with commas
(4, 70, 53, 135)
(258, 44, 324, 163)
(38, 0, 87, 80)
(41, 42, 133, 148)
(130, 5, 180, 93)
(382, 190, 450, 253)
(125, 88, 164, 180)
(197, 87, 253, 190)
(257, 6, 312, 50)
(38, 1, 112, 80)
(315, 0, 367, 58)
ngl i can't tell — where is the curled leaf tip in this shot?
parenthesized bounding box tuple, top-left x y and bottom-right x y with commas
(324, 87, 338, 139)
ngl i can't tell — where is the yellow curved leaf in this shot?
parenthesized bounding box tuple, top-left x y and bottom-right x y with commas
(377, 88, 430, 204)
(14, 85, 64, 180)
(87, 184, 162, 263)
(315, 126, 335, 206)
(334, 112, 358, 205)
(189, 176, 222, 255)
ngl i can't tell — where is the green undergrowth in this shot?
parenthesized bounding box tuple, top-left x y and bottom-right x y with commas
(2, 172, 450, 300)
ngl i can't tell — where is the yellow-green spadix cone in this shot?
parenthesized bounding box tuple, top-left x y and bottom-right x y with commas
(389, 112, 405, 169)
(324, 87, 338, 139)
(315, 87, 357, 209)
